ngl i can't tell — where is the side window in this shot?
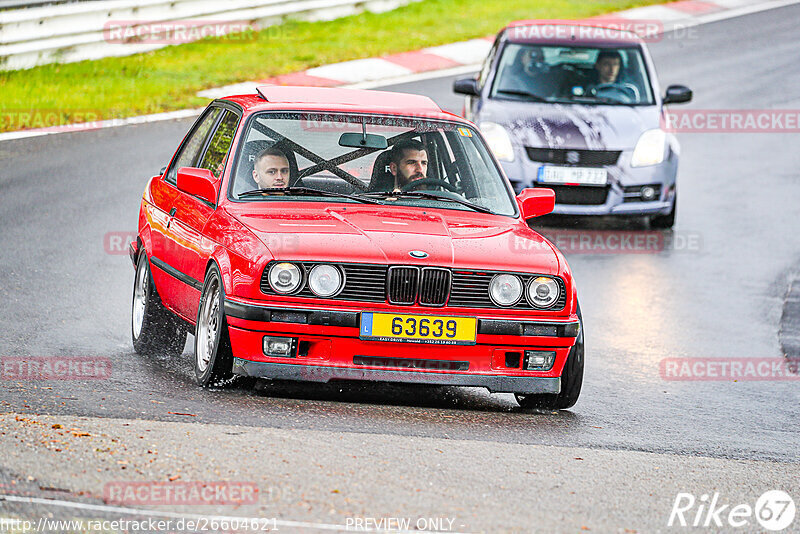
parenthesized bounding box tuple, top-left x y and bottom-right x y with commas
(199, 110, 239, 179)
(166, 108, 221, 184)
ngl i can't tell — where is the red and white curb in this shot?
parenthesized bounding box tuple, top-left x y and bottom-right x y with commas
(1, 0, 798, 142)
(197, 37, 495, 99)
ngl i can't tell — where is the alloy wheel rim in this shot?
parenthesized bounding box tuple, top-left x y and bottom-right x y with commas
(196, 278, 220, 373)
(132, 259, 147, 339)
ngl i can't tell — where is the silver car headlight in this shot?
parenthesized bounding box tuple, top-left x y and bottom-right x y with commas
(489, 274, 523, 306)
(308, 264, 343, 297)
(268, 262, 303, 294)
(631, 128, 667, 167)
(527, 276, 560, 308)
(479, 121, 515, 162)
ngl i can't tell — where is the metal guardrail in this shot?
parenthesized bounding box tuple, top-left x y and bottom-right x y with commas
(0, 0, 415, 71)
(0, 0, 81, 11)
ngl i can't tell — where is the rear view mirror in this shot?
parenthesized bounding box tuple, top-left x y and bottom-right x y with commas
(176, 167, 219, 206)
(663, 84, 692, 105)
(517, 188, 555, 219)
(339, 132, 388, 149)
(453, 77, 480, 96)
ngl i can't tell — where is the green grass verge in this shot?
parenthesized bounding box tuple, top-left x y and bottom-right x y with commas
(0, 0, 670, 132)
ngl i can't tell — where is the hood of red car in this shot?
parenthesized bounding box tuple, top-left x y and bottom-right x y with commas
(225, 203, 560, 274)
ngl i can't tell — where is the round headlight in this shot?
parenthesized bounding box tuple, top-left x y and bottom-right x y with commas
(489, 274, 523, 307)
(268, 262, 303, 294)
(308, 264, 343, 297)
(527, 276, 560, 308)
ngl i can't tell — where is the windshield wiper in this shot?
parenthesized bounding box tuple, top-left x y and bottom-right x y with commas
(360, 190, 495, 214)
(495, 89, 548, 103)
(569, 95, 626, 105)
(238, 186, 383, 205)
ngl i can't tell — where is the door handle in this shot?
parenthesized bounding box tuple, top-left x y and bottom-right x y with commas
(167, 207, 177, 228)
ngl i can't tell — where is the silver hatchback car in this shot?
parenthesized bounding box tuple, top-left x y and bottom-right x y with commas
(454, 21, 692, 228)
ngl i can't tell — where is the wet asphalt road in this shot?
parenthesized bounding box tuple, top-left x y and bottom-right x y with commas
(0, 3, 798, 468)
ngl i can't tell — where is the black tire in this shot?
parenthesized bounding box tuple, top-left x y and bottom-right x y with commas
(515, 302, 584, 410)
(650, 190, 676, 229)
(131, 251, 187, 357)
(194, 263, 234, 387)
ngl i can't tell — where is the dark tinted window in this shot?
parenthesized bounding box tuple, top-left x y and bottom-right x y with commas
(199, 110, 239, 179)
(166, 108, 221, 184)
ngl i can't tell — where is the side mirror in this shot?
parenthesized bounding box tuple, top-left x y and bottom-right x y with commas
(453, 77, 480, 96)
(663, 85, 692, 105)
(177, 167, 219, 206)
(517, 188, 555, 219)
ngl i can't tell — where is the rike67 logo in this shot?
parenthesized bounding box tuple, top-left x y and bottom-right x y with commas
(669, 490, 796, 531)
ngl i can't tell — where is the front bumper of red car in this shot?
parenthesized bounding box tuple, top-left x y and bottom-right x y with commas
(223, 298, 580, 395)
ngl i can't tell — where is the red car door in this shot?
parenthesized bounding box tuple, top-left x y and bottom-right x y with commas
(147, 107, 221, 321)
(167, 108, 240, 321)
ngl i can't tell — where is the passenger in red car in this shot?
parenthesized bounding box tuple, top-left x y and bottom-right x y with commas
(252, 147, 291, 189)
(389, 139, 428, 190)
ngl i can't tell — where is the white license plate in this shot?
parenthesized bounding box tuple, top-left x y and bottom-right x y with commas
(538, 166, 608, 186)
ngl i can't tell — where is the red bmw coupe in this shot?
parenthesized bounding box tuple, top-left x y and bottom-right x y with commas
(131, 86, 584, 409)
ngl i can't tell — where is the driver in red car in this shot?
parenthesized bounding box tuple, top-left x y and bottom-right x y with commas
(389, 139, 428, 190)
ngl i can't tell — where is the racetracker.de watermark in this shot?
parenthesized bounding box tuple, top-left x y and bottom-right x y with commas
(1, 356, 111, 380)
(516, 229, 702, 254)
(663, 110, 800, 133)
(105, 231, 301, 256)
(508, 19, 699, 43)
(103, 20, 265, 44)
(104, 481, 259, 506)
(1, 109, 104, 133)
(0, 517, 278, 532)
(659, 358, 800, 381)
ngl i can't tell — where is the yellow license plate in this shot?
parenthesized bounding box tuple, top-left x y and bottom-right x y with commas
(360, 312, 477, 345)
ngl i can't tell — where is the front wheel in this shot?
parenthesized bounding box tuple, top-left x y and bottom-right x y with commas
(131, 251, 187, 357)
(650, 190, 676, 229)
(194, 263, 234, 386)
(516, 302, 584, 410)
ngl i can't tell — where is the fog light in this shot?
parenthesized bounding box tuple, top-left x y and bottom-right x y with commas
(524, 350, 556, 371)
(263, 336, 296, 358)
(641, 186, 657, 201)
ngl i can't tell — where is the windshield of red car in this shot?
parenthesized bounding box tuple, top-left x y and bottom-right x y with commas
(229, 112, 518, 216)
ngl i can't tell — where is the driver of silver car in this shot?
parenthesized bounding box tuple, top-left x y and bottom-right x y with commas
(389, 139, 428, 190)
(588, 50, 622, 90)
